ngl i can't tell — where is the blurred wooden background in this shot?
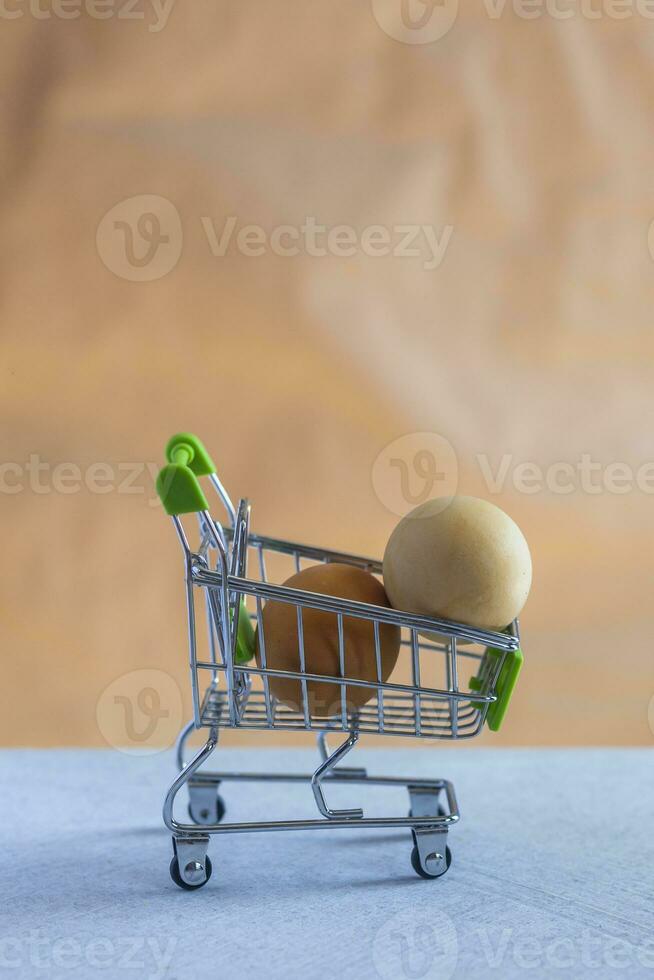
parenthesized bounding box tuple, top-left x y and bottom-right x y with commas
(2, 1, 653, 746)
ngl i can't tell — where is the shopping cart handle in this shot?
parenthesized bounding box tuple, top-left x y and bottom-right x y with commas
(156, 434, 216, 516)
(469, 646, 523, 732)
(165, 433, 216, 476)
(156, 464, 209, 516)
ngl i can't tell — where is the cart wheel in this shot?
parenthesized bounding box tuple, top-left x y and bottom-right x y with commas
(188, 794, 225, 826)
(169, 854, 213, 891)
(410, 845, 452, 880)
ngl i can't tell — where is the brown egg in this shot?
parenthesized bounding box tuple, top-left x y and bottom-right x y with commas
(255, 563, 401, 718)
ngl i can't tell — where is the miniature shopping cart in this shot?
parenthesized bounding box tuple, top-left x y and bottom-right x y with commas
(156, 433, 523, 890)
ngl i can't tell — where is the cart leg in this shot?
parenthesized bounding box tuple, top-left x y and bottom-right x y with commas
(175, 719, 196, 771)
(164, 727, 219, 832)
(175, 720, 226, 825)
(311, 729, 364, 819)
(166, 729, 218, 889)
(316, 731, 367, 778)
(170, 836, 212, 890)
(408, 784, 447, 820)
(411, 826, 451, 879)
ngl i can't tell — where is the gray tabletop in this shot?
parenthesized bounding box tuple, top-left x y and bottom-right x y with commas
(2, 747, 653, 979)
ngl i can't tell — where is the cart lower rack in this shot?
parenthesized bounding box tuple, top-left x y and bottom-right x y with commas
(156, 433, 523, 889)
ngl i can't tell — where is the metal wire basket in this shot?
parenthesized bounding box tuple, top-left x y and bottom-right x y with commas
(156, 433, 523, 890)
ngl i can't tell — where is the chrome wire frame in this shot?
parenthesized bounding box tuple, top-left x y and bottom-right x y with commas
(182, 526, 517, 742)
(163, 477, 518, 882)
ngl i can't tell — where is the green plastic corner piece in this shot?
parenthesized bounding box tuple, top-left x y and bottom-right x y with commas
(469, 645, 523, 732)
(234, 598, 256, 665)
(156, 464, 209, 516)
(165, 433, 216, 477)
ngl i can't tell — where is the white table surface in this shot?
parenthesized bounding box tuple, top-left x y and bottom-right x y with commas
(2, 747, 653, 979)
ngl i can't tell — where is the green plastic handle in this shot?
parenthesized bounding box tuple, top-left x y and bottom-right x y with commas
(235, 599, 256, 665)
(165, 433, 216, 477)
(156, 464, 209, 516)
(469, 646, 523, 732)
(156, 433, 217, 516)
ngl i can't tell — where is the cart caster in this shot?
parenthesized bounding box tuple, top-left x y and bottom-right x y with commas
(170, 854, 212, 890)
(170, 836, 212, 890)
(411, 844, 452, 879)
(188, 780, 225, 826)
(188, 794, 225, 826)
(410, 827, 451, 879)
